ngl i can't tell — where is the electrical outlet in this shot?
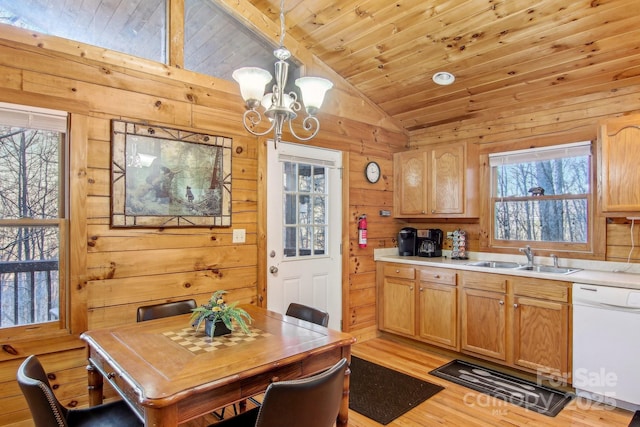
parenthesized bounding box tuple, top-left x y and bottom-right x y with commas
(232, 229, 246, 243)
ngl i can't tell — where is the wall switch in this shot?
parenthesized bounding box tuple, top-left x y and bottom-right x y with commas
(232, 229, 246, 243)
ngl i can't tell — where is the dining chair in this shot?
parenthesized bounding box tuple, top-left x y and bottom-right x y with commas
(243, 303, 330, 411)
(136, 299, 197, 322)
(285, 303, 330, 327)
(17, 355, 143, 427)
(210, 357, 348, 427)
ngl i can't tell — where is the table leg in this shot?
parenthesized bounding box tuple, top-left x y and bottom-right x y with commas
(145, 405, 177, 427)
(337, 360, 351, 427)
(86, 363, 104, 406)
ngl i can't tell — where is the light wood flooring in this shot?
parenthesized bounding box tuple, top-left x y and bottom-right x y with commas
(193, 335, 635, 427)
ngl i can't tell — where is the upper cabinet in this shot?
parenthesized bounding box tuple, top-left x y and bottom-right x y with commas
(599, 114, 640, 213)
(393, 142, 478, 218)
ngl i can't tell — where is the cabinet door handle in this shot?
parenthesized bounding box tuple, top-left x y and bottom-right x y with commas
(419, 287, 424, 292)
(433, 274, 440, 279)
(396, 269, 400, 273)
(513, 303, 519, 308)
(499, 300, 504, 305)
(409, 286, 414, 291)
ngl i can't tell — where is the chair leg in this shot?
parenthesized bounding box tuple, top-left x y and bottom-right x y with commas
(213, 406, 226, 420)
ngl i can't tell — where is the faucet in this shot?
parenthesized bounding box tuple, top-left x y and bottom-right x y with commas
(519, 245, 534, 267)
(550, 254, 559, 268)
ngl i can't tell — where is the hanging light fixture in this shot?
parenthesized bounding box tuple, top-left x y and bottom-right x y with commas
(232, 0, 333, 148)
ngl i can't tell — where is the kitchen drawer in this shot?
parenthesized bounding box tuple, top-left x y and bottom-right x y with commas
(418, 267, 456, 285)
(512, 278, 569, 302)
(383, 263, 415, 280)
(461, 271, 506, 293)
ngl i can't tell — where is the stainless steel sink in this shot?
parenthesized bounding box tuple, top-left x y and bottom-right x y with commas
(516, 265, 581, 274)
(466, 261, 522, 269)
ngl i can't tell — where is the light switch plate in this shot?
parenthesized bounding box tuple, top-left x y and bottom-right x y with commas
(232, 229, 246, 243)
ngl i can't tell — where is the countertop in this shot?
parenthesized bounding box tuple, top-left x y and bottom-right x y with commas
(374, 249, 640, 290)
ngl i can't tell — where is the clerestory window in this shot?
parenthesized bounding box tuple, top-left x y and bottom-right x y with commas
(0, 103, 68, 334)
(488, 142, 592, 252)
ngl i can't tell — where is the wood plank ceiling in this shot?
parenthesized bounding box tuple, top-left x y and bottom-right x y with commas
(247, 0, 640, 135)
(2, 0, 639, 138)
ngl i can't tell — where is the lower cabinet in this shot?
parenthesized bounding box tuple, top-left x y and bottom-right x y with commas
(511, 278, 569, 377)
(417, 268, 458, 350)
(379, 263, 416, 336)
(378, 262, 571, 379)
(378, 262, 457, 349)
(460, 272, 508, 361)
(459, 271, 570, 378)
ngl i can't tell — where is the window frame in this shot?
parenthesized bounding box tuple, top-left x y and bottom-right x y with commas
(481, 141, 600, 257)
(0, 103, 69, 340)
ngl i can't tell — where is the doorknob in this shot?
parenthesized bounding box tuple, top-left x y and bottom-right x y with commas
(269, 266, 278, 274)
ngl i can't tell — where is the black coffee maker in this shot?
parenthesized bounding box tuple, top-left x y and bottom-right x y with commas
(417, 229, 444, 257)
(397, 227, 418, 256)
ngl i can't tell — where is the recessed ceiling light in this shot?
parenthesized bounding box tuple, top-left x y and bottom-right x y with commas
(432, 71, 455, 85)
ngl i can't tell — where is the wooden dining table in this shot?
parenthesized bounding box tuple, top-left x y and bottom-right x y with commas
(80, 305, 355, 427)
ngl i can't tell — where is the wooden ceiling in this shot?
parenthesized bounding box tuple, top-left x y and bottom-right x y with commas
(242, 0, 640, 136)
(2, 0, 638, 139)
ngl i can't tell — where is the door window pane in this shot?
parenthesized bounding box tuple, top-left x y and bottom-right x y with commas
(282, 161, 329, 258)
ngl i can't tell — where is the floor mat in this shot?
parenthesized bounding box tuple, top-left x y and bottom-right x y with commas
(349, 356, 444, 425)
(629, 410, 640, 427)
(430, 359, 573, 417)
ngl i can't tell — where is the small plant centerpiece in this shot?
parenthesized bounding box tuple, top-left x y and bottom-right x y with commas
(190, 290, 252, 337)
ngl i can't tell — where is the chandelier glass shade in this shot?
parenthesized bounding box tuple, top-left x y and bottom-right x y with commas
(232, 1, 333, 147)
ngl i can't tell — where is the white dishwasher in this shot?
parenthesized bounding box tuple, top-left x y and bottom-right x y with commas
(573, 283, 640, 411)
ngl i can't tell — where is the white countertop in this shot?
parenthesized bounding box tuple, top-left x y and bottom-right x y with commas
(374, 248, 640, 290)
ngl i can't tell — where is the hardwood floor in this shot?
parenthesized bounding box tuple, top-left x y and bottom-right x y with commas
(349, 336, 634, 426)
(192, 334, 635, 426)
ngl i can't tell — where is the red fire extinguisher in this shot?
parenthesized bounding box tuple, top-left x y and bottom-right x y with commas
(358, 214, 367, 248)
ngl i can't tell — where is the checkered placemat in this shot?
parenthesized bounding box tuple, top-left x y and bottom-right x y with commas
(162, 326, 272, 355)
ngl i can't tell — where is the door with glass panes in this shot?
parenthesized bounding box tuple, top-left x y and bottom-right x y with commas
(266, 141, 342, 330)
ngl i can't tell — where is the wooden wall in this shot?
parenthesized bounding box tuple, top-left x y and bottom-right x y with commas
(0, 24, 407, 426)
(407, 77, 640, 264)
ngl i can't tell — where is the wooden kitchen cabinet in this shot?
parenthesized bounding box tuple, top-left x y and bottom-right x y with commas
(460, 271, 508, 361)
(393, 142, 477, 218)
(511, 278, 570, 377)
(378, 263, 457, 349)
(378, 263, 416, 336)
(417, 268, 458, 350)
(599, 114, 640, 213)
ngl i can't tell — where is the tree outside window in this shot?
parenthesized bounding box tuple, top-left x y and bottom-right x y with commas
(0, 104, 67, 329)
(489, 142, 591, 250)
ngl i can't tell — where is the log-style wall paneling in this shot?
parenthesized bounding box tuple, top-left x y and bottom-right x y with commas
(0, 25, 407, 425)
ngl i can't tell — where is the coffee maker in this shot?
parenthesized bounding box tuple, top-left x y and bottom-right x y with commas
(417, 229, 443, 257)
(397, 227, 417, 256)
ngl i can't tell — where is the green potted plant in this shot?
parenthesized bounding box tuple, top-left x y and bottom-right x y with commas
(190, 290, 252, 337)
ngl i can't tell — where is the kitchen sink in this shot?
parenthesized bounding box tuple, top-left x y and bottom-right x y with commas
(466, 261, 522, 269)
(516, 265, 581, 274)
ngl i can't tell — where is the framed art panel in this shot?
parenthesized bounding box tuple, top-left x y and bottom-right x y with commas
(111, 120, 232, 227)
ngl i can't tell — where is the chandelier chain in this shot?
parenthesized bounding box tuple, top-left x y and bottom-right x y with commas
(279, 0, 286, 47)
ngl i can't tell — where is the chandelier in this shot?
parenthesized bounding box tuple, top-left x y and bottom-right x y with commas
(232, 0, 333, 148)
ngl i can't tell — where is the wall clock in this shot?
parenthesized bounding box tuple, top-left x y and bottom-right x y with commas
(365, 161, 381, 183)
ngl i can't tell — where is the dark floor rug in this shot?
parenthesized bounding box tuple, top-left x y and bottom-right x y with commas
(629, 410, 640, 427)
(430, 359, 573, 417)
(349, 356, 444, 425)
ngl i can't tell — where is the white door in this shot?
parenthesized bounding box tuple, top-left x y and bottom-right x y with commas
(266, 141, 342, 330)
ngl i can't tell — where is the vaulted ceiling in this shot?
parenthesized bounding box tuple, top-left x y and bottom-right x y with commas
(238, 0, 640, 136)
(2, 0, 639, 139)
